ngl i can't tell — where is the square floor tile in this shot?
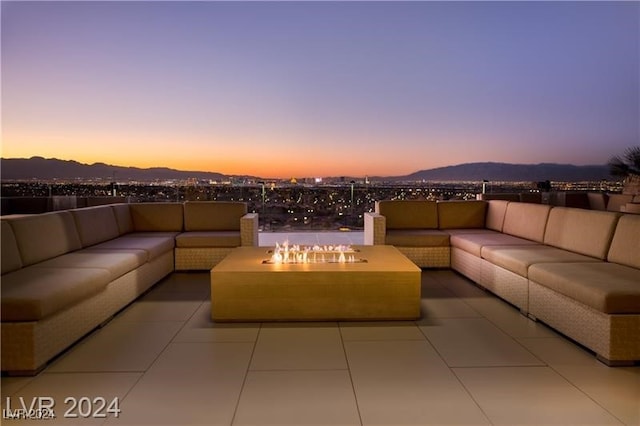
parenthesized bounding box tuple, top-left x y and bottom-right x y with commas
(1, 376, 34, 399)
(173, 303, 260, 343)
(339, 321, 425, 341)
(114, 293, 202, 323)
(345, 340, 490, 425)
(419, 318, 544, 367)
(466, 297, 558, 338)
(454, 366, 624, 425)
(107, 342, 253, 425)
(3, 373, 140, 425)
(517, 336, 598, 366)
(149, 272, 210, 299)
(48, 321, 183, 373)
(552, 364, 640, 426)
(250, 323, 346, 371)
(419, 285, 482, 319)
(233, 370, 360, 426)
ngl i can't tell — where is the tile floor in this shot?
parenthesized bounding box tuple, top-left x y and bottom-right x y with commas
(2, 233, 639, 425)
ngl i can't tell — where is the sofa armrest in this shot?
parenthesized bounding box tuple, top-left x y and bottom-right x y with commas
(241, 213, 259, 246)
(364, 212, 386, 245)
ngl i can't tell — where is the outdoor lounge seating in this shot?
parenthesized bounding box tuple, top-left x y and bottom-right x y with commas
(1, 202, 258, 375)
(365, 199, 640, 365)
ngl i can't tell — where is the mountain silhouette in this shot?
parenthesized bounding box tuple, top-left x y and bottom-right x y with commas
(0, 157, 611, 182)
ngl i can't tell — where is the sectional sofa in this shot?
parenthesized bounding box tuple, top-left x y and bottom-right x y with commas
(1, 201, 258, 375)
(365, 200, 640, 365)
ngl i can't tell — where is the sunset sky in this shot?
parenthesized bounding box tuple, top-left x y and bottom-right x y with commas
(2, 1, 639, 178)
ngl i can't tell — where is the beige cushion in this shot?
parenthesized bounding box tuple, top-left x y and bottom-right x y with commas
(376, 200, 438, 229)
(445, 229, 496, 236)
(183, 201, 247, 231)
(486, 200, 510, 231)
(481, 245, 600, 277)
(71, 205, 120, 247)
(8, 211, 82, 266)
(608, 214, 640, 269)
(37, 249, 147, 280)
(176, 231, 242, 248)
(544, 207, 620, 260)
(437, 201, 486, 229)
(1, 266, 111, 321)
(529, 262, 640, 314)
(91, 235, 174, 260)
(111, 204, 133, 234)
(385, 230, 450, 247)
(1, 221, 22, 274)
(130, 203, 184, 232)
(450, 232, 538, 257)
(502, 202, 551, 243)
(587, 193, 607, 211)
(607, 194, 633, 212)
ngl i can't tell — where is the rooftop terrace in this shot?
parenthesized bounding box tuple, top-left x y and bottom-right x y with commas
(1, 232, 638, 425)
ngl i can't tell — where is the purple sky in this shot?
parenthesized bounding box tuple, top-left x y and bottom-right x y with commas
(2, 1, 639, 178)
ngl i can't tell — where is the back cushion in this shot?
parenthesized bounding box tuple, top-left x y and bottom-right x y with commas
(437, 201, 486, 229)
(130, 203, 184, 232)
(71, 205, 120, 247)
(502, 202, 551, 243)
(607, 214, 640, 268)
(1, 221, 23, 274)
(184, 201, 247, 231)
(8, 211, 82, 266)
(486, 200, 510, 231)
(111, 204, 133, 234)
(376, 200, 438, 229)
(544, 207, 620, 260)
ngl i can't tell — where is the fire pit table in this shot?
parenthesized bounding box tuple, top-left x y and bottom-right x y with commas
(210, 245, 421, 321)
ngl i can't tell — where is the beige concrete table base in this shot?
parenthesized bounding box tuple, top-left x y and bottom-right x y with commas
(211, 245, 421, 322)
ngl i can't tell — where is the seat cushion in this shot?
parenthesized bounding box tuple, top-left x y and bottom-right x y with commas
(1, 267, 111, 321)
(176, 231, 242, 248)
(528, 262, 640, 314)
(450, 232, 538, 257)
(481, 245, 600, 277)
(385, 229, 450, 247)
(36, 249, 147, 280)
(90, 235, 175, 260)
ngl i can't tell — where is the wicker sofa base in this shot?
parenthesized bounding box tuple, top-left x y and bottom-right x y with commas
(396, 246, 450, 268)
(175, 247, 235, 271)
(1, 252, 173, 375)
(480, 260, 529, 313)
(529, 280, 640, 364)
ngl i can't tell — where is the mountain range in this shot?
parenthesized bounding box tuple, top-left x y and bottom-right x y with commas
(0, 157, 612, 182)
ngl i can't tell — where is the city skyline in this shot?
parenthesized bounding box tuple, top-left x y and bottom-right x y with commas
(2, 1, 639, 178)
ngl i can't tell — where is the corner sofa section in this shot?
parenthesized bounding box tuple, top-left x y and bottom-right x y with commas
(1, 202, 257, 374)
(365, 200, 640, 365)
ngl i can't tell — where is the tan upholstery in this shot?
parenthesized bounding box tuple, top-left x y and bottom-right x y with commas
(71, 205, 120, 247)
(111, 204, 133, 234)
(176, 231, 242, 248)
(486, 200, 510, 231)
(184, 201, 247, 231)
(130, 203, 183, 232)
(607, 194, 633, 212)
(529, 262, 640, 314)
(608, 214, 640, 269)
(8, 212, 82, 266)
(481, 245, 600, 277)
(502, 202, 551, 243)
(384, 229, 449, 247)
(376, 200, 438, 229)
(1, 267, 111, 321)
(1, 221, 22, 274)
(450, 232, 538, 257)
(588, 193, 607, 211)
(90, 235, 174, 261)
(543, 208, 620, 260)
(37, 249, 147, 280)
(437, 200, 486, 229)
